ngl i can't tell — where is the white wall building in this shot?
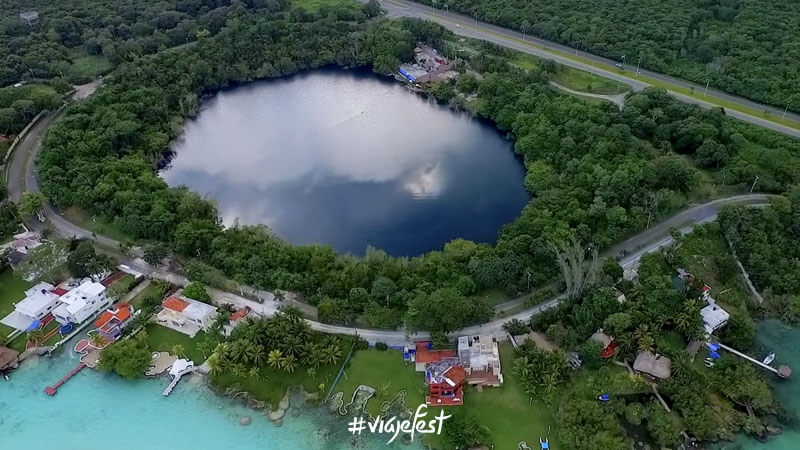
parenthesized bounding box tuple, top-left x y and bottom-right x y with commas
(157, 296, 218, 337)
(53, 281, 110, 325)
(457, 335, 503, 386)
(0, 282, 59, 331)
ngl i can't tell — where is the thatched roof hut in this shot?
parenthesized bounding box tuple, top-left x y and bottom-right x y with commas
(0, 346, 20, 371)
(633, 351, 672, 380)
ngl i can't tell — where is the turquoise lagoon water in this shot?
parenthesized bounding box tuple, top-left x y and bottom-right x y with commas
(1, 341, 423, 450)
(713, 320, 800, 450)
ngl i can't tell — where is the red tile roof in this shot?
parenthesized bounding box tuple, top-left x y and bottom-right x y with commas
(415, 341, 457, 364)
(444, 365, 466, 385)
(230, 307, 250, 321)
(51, 288, 69, 296)
(163, 296, 189, 312)
(94, 303, 132, 328)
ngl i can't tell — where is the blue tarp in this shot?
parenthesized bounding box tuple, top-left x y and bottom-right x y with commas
(26, 319, 40, 331)
(709, 351, 721, 359)
(708, 342, 720, 351)
(598, 394, 610, 402)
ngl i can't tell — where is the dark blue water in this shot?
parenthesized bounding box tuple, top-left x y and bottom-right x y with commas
(162, 70, 529, 256)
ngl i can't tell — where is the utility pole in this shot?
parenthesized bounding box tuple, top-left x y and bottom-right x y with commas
(783, 103, 790, 120)
(431, 0, 435, 16)
(750, 175, 759, 193)
(636, 57, 641, 76)
(474, 11, 478, 27)
(703, 81, 709, 97)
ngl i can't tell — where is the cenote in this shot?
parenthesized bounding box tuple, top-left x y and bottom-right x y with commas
(161, 70, 529, 256)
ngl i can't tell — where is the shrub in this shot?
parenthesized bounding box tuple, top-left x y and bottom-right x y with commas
(375, 342, 388, 351)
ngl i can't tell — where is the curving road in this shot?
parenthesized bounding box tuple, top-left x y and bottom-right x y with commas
(375, 0, 800, 139)
(5, 96, 777, 346)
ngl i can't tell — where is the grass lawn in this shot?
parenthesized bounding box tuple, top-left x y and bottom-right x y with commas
(68, 49, 112, 82)
(0, 270, 33, 337)
(551, 67, 630, 95)
(63, 207, 132, 243)
(128, 281, 164, 309)
(425, 343, 556, 449)
(512, 53, 629, 95)
(211, 362, 340, 409)
(143, 323, 207, 364)
(107, 274, 135, 299)
(336, 344, 557, 449)
(334, 348, 427, 417)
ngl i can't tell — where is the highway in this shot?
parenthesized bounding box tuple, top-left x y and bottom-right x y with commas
(377, 0, 800, 139)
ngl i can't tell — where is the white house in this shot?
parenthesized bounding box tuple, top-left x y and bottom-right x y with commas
(457, 335, 503, 387)
(701, 303, 729, 336)
(0, 282, 60, 331)
(53, 281, 110, 325)
(157, 296, 218, 337)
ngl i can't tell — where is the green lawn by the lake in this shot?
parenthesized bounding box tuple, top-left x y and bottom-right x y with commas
(0, 270, 32, 337)
(143, 323, 207, 364)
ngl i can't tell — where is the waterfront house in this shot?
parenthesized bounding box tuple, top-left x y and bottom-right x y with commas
(223, 306, 251, 336)
(0, 282, 60, 332)
(53, 281, 110, 325)
(94, 303, 134, 341)
(633, 351, 672, 380)
(412, 340, 457, 371)
(457, 335, 503, 386)
(425, 358, 466, 406)
(157, 296, 217, 337)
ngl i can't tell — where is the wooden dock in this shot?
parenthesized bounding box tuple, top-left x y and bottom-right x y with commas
(44, 362, 86, 395)
(716, 342, 792, 379)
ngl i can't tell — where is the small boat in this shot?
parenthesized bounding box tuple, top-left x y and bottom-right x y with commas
(539, 437, 549, 449)
(763, 353, 776, 365)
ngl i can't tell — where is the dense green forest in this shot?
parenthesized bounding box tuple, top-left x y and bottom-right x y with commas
(0, 83, 63, 135)
(413, 0, 800, 112)
(35, 0, 800, 333)
(720, 189, 800, 320)
(0, 0, 289, 85)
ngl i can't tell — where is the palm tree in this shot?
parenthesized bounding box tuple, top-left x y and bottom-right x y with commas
(171, 344, 186, 358)
(27, 329, 45, 346)
(283, 334, 302, 357)
(231, 363, 247, 378)
(90, 332, 106, 347)
(207, 354, 224, 376)
(322, 344, 342, 365)
(267, 349, 283, 369)
(280, 355, 297, 373)
(635, 325, 655, 353)
(249, 344, 266, 366)
(306, 367, 317, 378)
(248, 366, 261, 380)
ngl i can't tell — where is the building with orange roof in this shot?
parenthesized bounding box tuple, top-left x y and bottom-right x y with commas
(425, 358, 465, 406)
(413, 341, 457, 371)
(157, 294, 217, 338)
(94, 303, 134, 341)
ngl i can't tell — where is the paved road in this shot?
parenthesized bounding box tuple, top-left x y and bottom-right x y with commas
(5, 89, 778, 346)
(377, 0, 800, 139)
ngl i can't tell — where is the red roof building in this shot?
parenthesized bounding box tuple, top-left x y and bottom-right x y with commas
(163, 296, 189, 312)
(94, 303, 134, 341)
(425, 358, 465, 407)
(414, 341, 457, 371)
